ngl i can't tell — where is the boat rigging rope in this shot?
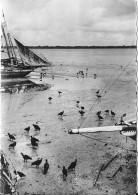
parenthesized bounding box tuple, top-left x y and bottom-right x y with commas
(77, 57, 135, 129)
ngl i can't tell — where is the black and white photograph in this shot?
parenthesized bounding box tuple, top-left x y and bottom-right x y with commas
(1, 0, 137, 194)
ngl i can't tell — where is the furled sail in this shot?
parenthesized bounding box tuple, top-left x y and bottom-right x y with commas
(14, 38, 51, 67)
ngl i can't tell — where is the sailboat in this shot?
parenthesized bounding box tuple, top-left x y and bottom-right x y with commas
(1, 12, 51, 79)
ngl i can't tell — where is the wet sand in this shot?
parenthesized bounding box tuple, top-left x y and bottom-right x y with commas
(1, 63, 136, 195)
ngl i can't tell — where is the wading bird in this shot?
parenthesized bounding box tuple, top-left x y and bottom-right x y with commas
(31, 158, 42, 168)
(9, 141, 16, 149)
(8, 133, 15, 141)
(68, 159, 77, 171)
(21, 153, 32, 163)
(43, 159, 49, 174)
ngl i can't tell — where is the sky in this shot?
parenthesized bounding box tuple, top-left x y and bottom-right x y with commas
(1, 0, 136, 46)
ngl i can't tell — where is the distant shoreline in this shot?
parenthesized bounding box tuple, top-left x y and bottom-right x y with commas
(2, 45, 136, 49)
(29, 46, 136, 49)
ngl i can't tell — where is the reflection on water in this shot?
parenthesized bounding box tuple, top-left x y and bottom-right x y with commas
(0, 79, 50, 94)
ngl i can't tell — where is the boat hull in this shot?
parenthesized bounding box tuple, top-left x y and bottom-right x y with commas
(1, 70, 32, 79)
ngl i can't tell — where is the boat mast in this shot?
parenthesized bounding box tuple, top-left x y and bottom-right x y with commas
(1, 23, 11, 59)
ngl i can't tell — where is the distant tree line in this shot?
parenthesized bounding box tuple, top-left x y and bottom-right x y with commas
(29, 45, 136, 49)
(2, 45, 136, 49)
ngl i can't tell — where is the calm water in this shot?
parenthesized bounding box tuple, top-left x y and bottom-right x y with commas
(36, 48, 136, 67)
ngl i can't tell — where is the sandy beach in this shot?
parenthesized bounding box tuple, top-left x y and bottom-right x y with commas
(1, 62, 136, 195)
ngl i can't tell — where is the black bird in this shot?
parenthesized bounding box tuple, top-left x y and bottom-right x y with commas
(105, 110, 109, 114)
(79, 110, 85, 116)
(58, 111, 64, 117)
(96, 111, 101, 116)
(9, 141, 16, 149)
(30, 136, 39, 143)
(96, 94, 102, 98)
(111, 110, 115, 116)
(8, 133, 15, 141)
(33, 124, 40, 131)
(62, 166, 67, 180)
(68, 159, 77, 171)
(14, 170, 26, 178)
(48, 97, 52, 102)
(43, 159, 49, 174)
(122, 113, 126, 117)
(21, 153, 32, 163)
(96, 90, 99, 94)
(24, 126, 30, 132)
(31, 139, 38, 148)
(97, 115, 104, 120)
(58, 91, 62, 96)
(81, 106, 85, 110)
(31, 158, 42, 168)
(76, 101, 80, 104)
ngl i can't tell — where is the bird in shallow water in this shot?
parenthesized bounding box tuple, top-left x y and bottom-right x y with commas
(62, 166, 67, 180)
(21, 153, 32, 163)
(105, 110, 109, 114)
(24, 126, 30, 132)
(8, 133, 15, 141)
(9, 141, 16, 149)
(30, 136, 39, 143)
(96, 111, 101, 116)
(68, 159, 77, 171)
(31, 139, 38, 148)
(111, 110, 115, 116)
(58, 111, 64, 118)
(48, 97, 52, 102)
(43, 159, 49, 174)
(81, 106, 85, 110)
(97, 114, 104, 120)
(79, 110, 85, 116)
(58, 91, 62, 96)
(31, 158, 42, 168)
(96, 94, 102, 98)
(33, 124, 40, 131)
(14, 170, 26, 178)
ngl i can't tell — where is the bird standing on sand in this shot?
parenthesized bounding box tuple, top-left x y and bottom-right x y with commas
(14, 170, 26, 178)
(111, 110, 115, 116)
(9, 141, 16, 149)
(43, 159, 49, 174)
(31, 139, 38, 148)
(31, 158, 42, 168)
(68, 159, 77, 171)
(105, 110, 109, 114)
(96, 111, 101, 116)
(33, 124, 40, 131)
(62, 166, 67, 180)
(30, 136, 39, 143)
(81, 106, 85, 110)
(79, 110, 85, 116)
(96, 94, 102, 98)
(24, 126, 30, 132)
(21, 153, 32, 163)
(58, 91, 62, 96)
(58, 111, 64, 118)
(97, 114, 104, 120)
(96, 90, 99, 94)
(48, 97, 52, 102)
(8, 133, 15, 141)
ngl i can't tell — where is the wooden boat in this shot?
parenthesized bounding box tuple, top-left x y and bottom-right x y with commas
(1, 12, 51, 79)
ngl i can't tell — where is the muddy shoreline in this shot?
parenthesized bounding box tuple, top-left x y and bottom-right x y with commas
(1, 64, 136, 195)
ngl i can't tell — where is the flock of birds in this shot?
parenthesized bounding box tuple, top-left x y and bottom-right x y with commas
(7, 90, 79, 182)
(6, 88, 119, 183)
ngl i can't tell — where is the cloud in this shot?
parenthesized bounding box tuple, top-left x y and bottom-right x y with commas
(1, 0, 136, 46)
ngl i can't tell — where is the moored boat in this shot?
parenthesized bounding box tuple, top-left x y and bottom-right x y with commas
(1, 12, 51, 79)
